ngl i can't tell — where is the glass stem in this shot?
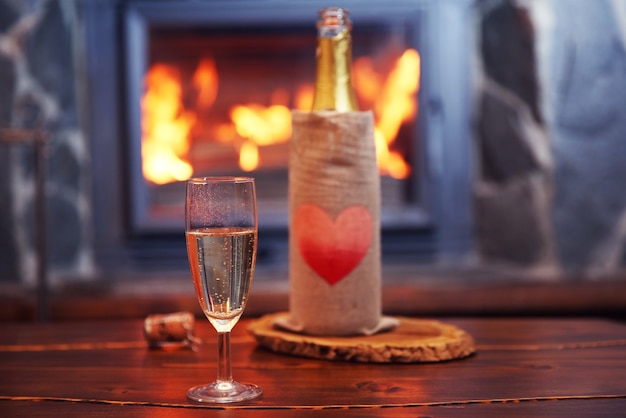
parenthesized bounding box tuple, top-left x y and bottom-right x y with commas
(216, 332, 233, 385)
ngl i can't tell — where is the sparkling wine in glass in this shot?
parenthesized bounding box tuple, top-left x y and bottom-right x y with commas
(185, 176, 262, 403)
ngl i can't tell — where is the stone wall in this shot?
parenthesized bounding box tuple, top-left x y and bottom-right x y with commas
(544, 0, 626, 277)
(0, 0, 95, 286)
(0, 0, 625, 286)
(475, 0, 557, 275)
(475, 0, 626, 278)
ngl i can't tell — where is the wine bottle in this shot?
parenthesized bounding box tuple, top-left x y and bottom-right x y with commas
(280, 7, 399, 336)
(311, 7, 358, 112)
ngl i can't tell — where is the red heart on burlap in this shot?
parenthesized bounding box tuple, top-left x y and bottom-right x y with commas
(294, 204, 373, 286)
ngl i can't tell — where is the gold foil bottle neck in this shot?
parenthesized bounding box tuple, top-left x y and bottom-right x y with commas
(311, 8, 358, 112)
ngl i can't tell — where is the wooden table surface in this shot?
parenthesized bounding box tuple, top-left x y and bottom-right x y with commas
(1, 316, 626, 417)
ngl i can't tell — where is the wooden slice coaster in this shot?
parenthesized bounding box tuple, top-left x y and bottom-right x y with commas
(248, 312, 475, 363)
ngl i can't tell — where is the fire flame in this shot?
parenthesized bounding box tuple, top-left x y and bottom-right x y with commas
(354, 48, 420, 179)
(193, 58, 219, 110)
(140, 49, 420, 183)
(141, 64, 194, 185)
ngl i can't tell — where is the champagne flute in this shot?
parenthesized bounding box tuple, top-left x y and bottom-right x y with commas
(185, 176, 262, 403)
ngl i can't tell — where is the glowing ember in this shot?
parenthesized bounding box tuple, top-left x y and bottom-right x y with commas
(239, 141, 259, 172)
(295, 84, 315, 111)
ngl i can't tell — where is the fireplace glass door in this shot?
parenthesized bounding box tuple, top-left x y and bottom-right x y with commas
(125, 6, 426, 234)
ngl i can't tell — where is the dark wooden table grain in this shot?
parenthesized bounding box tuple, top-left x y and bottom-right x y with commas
(1, 316, 626, 416)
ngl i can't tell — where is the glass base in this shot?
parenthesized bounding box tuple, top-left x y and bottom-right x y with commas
(187, 380, 262, 403)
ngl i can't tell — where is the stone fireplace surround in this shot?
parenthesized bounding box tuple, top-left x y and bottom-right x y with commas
(1, 0, 626, 318)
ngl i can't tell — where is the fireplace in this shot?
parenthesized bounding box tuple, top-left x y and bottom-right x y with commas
(128, 11, 419, 232)
(86, 0, 474, 272)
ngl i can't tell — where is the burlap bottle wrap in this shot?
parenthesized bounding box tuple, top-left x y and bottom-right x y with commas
(275, 110, 398, 336)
